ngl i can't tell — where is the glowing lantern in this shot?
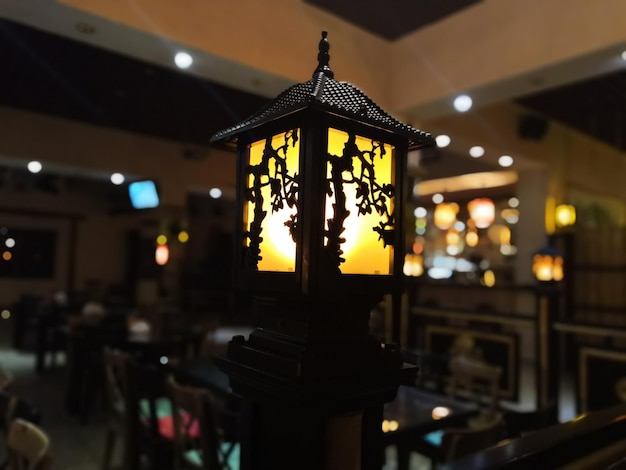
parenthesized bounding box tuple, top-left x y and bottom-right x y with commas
(434, 203, 459, 230)
(466, 227, 479, 247)
(468, 198, 495, 229)
(403, 254, 424, 277)
(532, 246, 564, 282)
(555, 204, 576, 228)
(155, 245, 169, 266)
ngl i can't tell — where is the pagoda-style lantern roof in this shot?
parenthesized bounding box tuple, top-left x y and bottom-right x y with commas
(211, 32, 433, 150)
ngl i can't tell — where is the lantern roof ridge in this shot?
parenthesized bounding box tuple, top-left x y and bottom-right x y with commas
(211, 72, 434, 149)
(211, 33, 434, 149)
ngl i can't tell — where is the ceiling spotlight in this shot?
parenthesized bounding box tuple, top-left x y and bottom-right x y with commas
(27, 161, 42, 174)
(469, 146, 485, 158)
(110, 172, 125, 185)
(453, 94, 473, 112)
(174, 52, 193, 69)
(498, 155, 514, 167)
(209, 187, 222, 199)
(432, 193, 444, 204)
(435, 135, 451, 148)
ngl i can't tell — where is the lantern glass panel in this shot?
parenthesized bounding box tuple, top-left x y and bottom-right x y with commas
(245, 130, 300, 272)
(324, 128, 395, 275)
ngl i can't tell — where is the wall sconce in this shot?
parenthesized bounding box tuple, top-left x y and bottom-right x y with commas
(468, 198, 495, 229)
(555, 204, 576, 228)
(434, 203, 459, 230)
(532, 246, 564, 282)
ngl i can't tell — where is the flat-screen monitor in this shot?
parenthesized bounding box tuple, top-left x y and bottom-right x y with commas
(128, 180, 160, 209)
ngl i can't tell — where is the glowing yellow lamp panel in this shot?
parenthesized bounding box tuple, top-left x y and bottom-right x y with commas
(325, 128, 395, 275)
(246, 131, 300, 272)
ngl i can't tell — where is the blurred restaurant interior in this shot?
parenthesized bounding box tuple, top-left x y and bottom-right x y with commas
(3, 1, 626, 469)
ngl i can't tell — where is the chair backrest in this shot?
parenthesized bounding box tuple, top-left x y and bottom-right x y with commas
(167, 375, 221, 470)
(6, 418, 51, 470)
(441, 413, 505, 463)
(0, 392, 42, 440)
(103, 348, 138, 430)
(503, 401, 559, 439)
(0, 369, 14, 391)
(448, 355, 502, 414)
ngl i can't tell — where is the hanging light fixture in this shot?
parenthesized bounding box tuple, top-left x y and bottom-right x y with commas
(155, 244, 169, 266)
(532, 246, 564, 282)
(434, 202, 459, 230)
(468, 198, 495, 229)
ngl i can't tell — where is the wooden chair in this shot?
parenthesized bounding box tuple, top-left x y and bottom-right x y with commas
(6, 418, 52, 470)
(167, 375, 239, 470)
(448, 355, 502, 423)
(439, 413, 506, 463)
(102, 348, 140, 470)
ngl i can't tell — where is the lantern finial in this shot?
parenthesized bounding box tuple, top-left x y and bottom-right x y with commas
(313, 31, 334, 79)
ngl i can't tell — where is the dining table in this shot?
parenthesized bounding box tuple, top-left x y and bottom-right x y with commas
(169, 356, 478, 469)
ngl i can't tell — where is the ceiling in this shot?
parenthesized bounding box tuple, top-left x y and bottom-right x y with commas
(516, 67, 626, 152)
(0, 18, 270, 146)
(303, 0, 481, 40)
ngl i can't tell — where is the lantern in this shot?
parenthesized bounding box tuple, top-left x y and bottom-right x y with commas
(209, 33, 434, 468)
(434, 203, 459, 230)
(468, 198, 495, 229)
(155, 244, 169, 266)
(555, 204, 576, 228)
(532, 246, 564, 282)
(211, 32, 433, 304)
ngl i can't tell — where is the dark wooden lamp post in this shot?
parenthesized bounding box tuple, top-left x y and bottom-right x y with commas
(211, 32, 434, 470)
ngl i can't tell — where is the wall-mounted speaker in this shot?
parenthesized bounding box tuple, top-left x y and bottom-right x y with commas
(518, 114, 549, 140)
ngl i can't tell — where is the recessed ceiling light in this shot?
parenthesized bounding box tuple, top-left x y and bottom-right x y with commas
(453, 94, 473, 112)
(209, 188, 222, 199)
(469, 146, 485, 158)
(110, 173, 125, 185)
(174, 52, 193, 69)
(498, 155, 514, 167)
(432, 193, 444, 204)
(27, 161, 42, 174)
(435, 135, 451, 148)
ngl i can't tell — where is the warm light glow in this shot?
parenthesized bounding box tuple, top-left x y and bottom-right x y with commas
(156, 235, 167, 245)
(508, 197, 519, 208)
(155, 245, 169, 265)
(403, 254, 424, 277)
(468, 198, 495, 229)
(545, 197, 556, 235)
(432, 406, 452, 420)
(483, 269, 496, 287)
(0, 309, 10, 320)
(434, 203, 459, 230)
(466, 228, 479, 247)
(533, 253, 564, 282)
(555, 204, 576, 227)
(2, 251, 11, 261)
(247, 132, 300, 271)
(177, 231, 189, 243)
(487, 225, 510, 245)
(446, 228, 461, 246)
(325, 128, 395, 274)
(501, 208, 520, 224)
(415, 171, 518, 197)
